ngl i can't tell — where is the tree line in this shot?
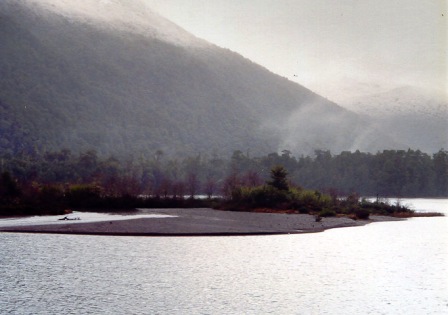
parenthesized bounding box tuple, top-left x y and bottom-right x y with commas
(1, 148, 447, 206)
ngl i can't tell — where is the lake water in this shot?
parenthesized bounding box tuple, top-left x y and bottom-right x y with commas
(1, 199, 447, 314)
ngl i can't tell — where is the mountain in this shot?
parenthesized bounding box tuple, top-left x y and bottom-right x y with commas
(1, 0, 397, 158)
(343, 86, 448, 153)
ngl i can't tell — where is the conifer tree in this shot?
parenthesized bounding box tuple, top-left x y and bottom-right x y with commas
(267, 165, 289, 191)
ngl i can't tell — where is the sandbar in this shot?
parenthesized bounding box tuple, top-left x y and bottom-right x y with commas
(0, 208, 401, 236)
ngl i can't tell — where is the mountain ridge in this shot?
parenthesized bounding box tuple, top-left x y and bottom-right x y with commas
(343, 86, 448, 152)
(15, 0, 209, 47)
(1, 0, 402, 158)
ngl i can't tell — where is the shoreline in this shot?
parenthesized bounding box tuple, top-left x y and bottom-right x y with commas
(0, 208, 403, 237)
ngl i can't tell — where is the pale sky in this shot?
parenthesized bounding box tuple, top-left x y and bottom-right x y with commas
(143, 0, 447, 103)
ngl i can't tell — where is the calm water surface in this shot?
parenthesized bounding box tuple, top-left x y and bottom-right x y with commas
(1, 199, 447, 314)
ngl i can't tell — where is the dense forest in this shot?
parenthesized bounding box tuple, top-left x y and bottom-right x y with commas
(1, 0, 404, 160)
(1, 148, 447, 200)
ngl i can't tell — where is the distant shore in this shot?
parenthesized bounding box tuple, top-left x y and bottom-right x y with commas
(0, 208, 403, 236)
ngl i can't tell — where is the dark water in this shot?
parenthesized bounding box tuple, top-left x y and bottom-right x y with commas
(1, 199, 447, 314)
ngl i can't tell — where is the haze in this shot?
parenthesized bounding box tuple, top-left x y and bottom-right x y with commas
(143, 0, 447, 103)
(2, 0, 446, 155)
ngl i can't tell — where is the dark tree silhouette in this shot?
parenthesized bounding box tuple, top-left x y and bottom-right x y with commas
(267, 165, 289, 191)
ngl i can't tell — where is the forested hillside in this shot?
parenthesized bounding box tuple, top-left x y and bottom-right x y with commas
(2, 148, 447, 198)
(0, 0, 397, 158)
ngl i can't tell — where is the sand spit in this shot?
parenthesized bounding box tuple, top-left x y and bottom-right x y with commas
(0, 208, 402, 236)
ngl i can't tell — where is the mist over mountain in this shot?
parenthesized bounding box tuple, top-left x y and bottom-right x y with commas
(344, 86, 448, 153)
(1, 0, 399, 158)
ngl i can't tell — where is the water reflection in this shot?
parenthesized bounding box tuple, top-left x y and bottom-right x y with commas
(1, 199, 447, 314)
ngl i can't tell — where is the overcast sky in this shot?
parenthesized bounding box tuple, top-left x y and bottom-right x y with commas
(143, 0, 446, 103)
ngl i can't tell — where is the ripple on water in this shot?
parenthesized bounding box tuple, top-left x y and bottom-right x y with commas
(0, 199, 447, 314)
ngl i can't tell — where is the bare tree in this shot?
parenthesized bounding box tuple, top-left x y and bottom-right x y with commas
(157, 178, 172, 198)
(186, 172, 200, 199)
(241, 170, 263, 187)
(221, 172, 240, 199)
(171, 180, 185, 199)
(204, 176, 217, 199)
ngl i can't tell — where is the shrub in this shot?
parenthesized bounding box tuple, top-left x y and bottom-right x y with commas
(318, 194, 332, 207)
(66, 184, 102, 207)
(354, 209, 370, 220)
(297, 206, 310, 214)
(319, 208, 336, 217)
(299, 190, 320, 206)
(230, 186, 243, 201)
(250, 185, 289, 208)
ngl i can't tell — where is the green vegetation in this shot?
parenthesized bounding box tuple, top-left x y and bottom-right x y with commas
(3, 148, 446, 201)
(2, 157, 440, 219)
(1, 147, 446, 217)
(0, 172, 213, 216)
(218, 166, 422, 219)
